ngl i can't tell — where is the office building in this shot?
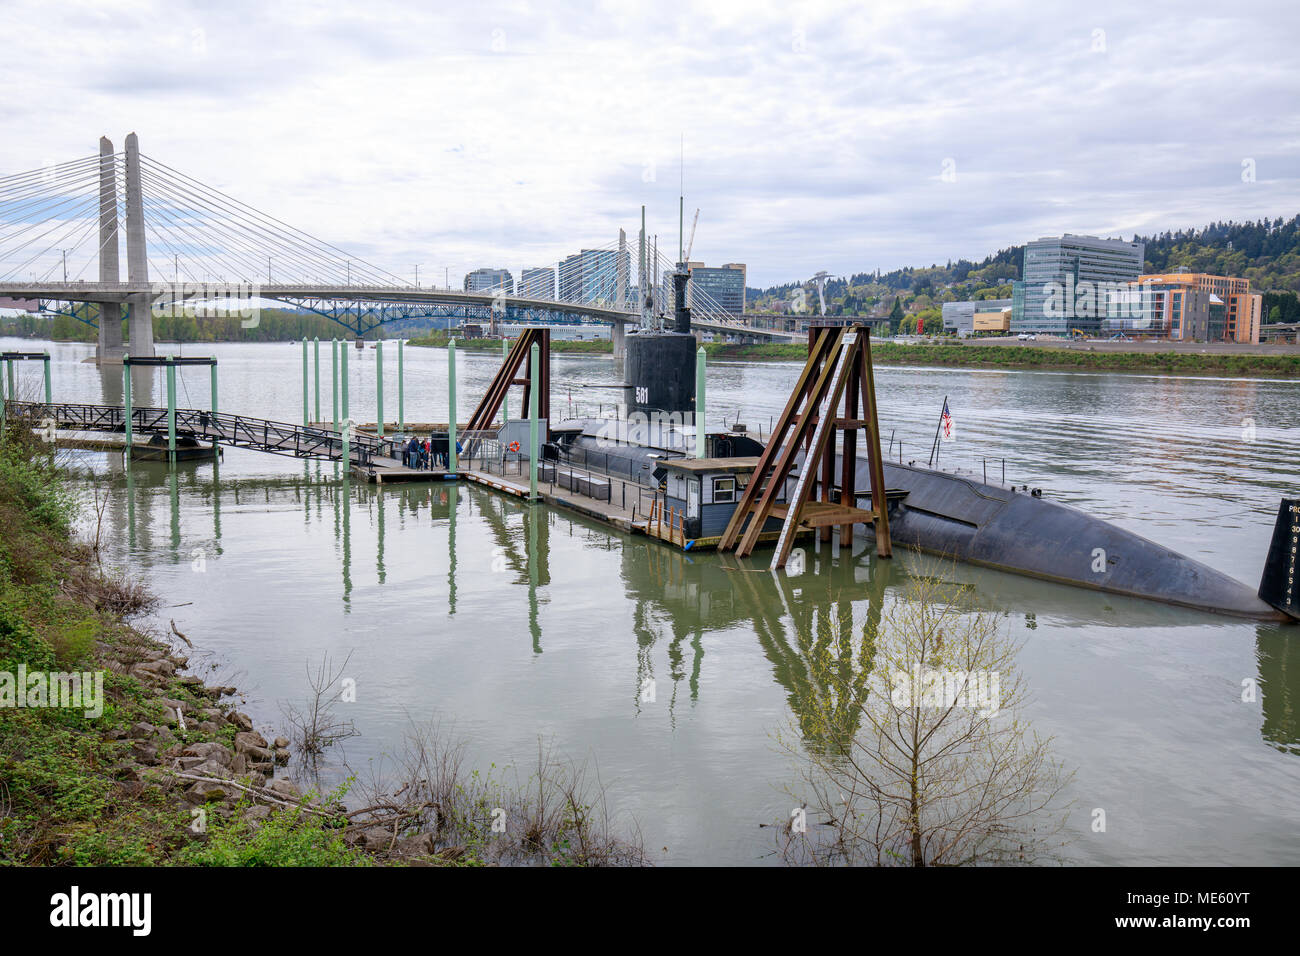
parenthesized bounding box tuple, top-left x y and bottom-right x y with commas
(1013, 235, 1145, 335)
(464, 268, 513, 294)
(942, 297, 1013, 334)
(519, 267, 555, 299)
(685, 261, 746, 315)
(1105, 272, 1262, 342)
(559, 248, 630, 305)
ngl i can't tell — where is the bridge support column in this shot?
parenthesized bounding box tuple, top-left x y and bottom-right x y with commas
(96, 137, 125, 363)
(124, 133, 154, 359)
(612, 320, 626, 359)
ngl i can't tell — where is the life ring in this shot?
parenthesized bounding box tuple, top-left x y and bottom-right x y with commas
(508, 440, 521, 453)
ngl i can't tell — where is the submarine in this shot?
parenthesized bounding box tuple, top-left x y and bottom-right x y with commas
(547, 263, 1299, 624)
(552, 416, 1298, 623)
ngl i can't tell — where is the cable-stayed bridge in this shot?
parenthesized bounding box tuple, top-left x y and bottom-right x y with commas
(0, 134, 793, 360)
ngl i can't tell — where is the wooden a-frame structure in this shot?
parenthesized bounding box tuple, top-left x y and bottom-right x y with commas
(463, 327, 551, 439)
(717, 324, 892, 569)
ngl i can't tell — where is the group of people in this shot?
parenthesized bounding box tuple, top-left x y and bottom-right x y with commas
(403, 434, 455, 470)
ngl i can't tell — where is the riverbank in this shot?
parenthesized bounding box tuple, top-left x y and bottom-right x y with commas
(0, 417, 643, 866)
(408, 332, 1300, 375)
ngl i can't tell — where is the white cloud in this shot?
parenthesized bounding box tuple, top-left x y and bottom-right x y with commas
(1, 0, 1297, 287)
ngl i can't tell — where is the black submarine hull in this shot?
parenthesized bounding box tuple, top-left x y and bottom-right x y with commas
(557, 417, 1292, 621)
(852, 458, 1288, 621)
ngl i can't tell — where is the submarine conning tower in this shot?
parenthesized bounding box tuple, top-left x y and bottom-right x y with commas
(625, 267, 696, 417)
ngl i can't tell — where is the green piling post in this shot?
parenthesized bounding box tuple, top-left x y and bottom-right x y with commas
(529, 342, 539, 500)
(314, 337, 321, 424)
(5, 357, 13, 401)
(166, 358, 177, 463)
(398, 339, 405, 435)
(695, 347, 706, 458)
(123, 363, 132, 453)
(1, 359, 6, 430)
(448, 338, 457, 473)
(331, 338, 339, 433)
(43, 353, 51, 406)
(376, 339, 384, 438)
(341, 339, 349, 423)
(210, 361, 219, 454)
(302, 338, 309, 426)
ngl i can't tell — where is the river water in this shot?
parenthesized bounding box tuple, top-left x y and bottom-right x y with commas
(8, 335, 1299, 865)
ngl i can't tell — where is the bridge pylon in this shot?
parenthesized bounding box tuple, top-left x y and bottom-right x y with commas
(96, 137, 125, 363)
(123, 133, 154, 359)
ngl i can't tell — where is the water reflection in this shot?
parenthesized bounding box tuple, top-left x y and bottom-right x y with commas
(99, 457, 1300, 761)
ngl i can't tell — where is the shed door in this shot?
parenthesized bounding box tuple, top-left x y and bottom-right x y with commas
(686, 479, 700, 518)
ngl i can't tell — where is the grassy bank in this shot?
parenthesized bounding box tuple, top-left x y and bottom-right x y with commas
(411, 333, 1300, 375)
(408, 332, 614, 354)
(0, 417, 643, 866)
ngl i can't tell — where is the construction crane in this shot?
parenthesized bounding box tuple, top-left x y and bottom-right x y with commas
(684, 208, 700, 262)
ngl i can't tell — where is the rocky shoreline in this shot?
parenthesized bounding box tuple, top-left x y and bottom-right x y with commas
(99, 625, 453, 864)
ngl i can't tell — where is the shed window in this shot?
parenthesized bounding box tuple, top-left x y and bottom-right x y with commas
(713, 476, 736, 503)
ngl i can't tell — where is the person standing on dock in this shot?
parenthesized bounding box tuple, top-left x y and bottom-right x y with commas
(405, 435, 420, 470)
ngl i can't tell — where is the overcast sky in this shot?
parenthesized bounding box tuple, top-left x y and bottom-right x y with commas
(3, 0, 1298, 288)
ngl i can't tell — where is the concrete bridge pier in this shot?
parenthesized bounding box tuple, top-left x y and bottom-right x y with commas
(96, 137, 125, 363)
(613, 320, 626, 359)
(124, 133, 154, 358)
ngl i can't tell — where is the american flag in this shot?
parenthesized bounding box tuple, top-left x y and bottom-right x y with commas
(940, 400, 955, 441)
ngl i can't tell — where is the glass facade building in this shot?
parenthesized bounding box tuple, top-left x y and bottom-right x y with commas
(1013, 235, 1145, 335)
(464, 268, 513, 293)
(685, 262, 746, 315)
(518, 267, 555, 299)
(559, 249, 630, 306)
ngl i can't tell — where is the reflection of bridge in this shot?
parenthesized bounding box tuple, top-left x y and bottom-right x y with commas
(0, 134, 795, 358)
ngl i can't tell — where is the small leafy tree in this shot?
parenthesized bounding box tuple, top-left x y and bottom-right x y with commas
(777, 574, 1071, 866)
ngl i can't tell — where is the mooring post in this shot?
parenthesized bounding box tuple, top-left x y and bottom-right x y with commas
(301, 338, 309, 426)
(397, 338, 405, 435)
(166, 358, 177, 464)
(341, 338, 350, 423)
(448, 338, 458, 473)
(5, 357, 13, 400)
(122, 364, 133, 454)
(0, 359, 6, 429)
(313, 337, 321, 424)
(41, 352, 52, 406)
(210, 361, 219, 453)
(695, 346, 706, 458)
(529, 341, 540, 500)
(331, 338, 339, 433)
(376, 339, 384, 438)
